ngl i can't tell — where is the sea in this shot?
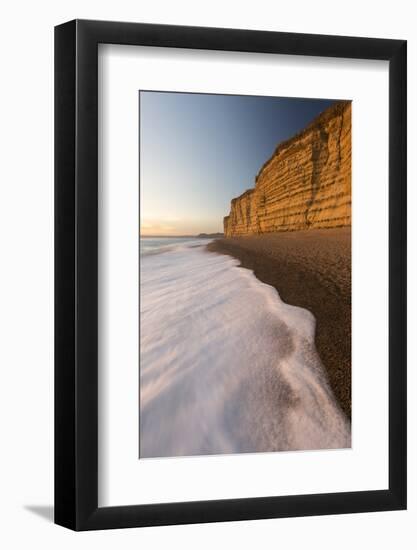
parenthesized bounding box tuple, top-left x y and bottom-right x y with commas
(139, 237, 350, 458)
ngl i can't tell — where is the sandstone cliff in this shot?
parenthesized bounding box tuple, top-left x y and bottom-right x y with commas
(224, 101, 351, 237)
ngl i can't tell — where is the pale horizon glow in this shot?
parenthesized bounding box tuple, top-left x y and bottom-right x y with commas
(140, 91, 336, 236)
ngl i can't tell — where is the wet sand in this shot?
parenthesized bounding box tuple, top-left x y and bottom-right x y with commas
(207, 227, 351, 420)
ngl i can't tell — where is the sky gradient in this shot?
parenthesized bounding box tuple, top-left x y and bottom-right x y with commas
(140, 91, 336, 236)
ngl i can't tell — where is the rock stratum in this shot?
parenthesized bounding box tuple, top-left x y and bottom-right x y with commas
(224, 101, 351, 237)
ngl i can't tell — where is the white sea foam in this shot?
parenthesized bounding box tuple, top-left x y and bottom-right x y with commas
(140, 241, 351, 458)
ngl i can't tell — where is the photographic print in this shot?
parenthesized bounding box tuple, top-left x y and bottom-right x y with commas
(139, 91, 351, 459)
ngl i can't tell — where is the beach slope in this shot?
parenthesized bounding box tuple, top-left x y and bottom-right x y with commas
(208, 227, 351, 419)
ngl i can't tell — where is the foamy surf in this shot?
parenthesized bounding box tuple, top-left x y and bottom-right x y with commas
(140, 240, 351, 458)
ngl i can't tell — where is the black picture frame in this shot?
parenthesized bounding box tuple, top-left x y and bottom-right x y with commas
(55, 19, 407, 531)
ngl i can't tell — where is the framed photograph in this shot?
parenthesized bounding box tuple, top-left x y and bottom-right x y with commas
(55, 20, 406, 530)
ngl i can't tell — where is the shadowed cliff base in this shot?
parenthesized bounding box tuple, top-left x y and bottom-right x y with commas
(207, 227, 351, 420)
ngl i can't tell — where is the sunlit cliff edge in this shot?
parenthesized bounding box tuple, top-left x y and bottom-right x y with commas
(223, 101, 351, 237)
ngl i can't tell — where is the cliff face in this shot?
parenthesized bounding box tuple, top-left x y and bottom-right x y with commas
(224, 101, 351, 237)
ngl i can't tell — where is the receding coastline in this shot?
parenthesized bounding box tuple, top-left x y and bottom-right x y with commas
(207, 227, 351, 420)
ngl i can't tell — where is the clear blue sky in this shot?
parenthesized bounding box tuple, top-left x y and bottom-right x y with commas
(140, 91, 335, 236)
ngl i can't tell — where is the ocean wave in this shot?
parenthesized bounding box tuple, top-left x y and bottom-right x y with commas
(140, 243, 350, 458)
(140, 238, 210, 257)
